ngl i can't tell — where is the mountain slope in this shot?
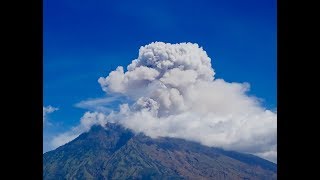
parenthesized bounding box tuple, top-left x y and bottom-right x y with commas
(43, 123, 276, 179)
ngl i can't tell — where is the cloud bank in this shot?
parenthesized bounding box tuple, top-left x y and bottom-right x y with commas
(53, 42, 277, 162)
(43, 105, 59, 123)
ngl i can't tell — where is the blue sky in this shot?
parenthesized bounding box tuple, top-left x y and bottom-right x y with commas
(44, 0, 276, 152)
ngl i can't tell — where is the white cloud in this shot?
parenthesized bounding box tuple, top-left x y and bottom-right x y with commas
(43, 105, 59, 124)
(255, 148, 277, 163)
(52, 42, 277, 163)
(51, 132, 79, 149)
(50, 112, 108, 148)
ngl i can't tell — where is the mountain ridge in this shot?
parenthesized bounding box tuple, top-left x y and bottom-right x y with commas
(43, 123, 276, 179)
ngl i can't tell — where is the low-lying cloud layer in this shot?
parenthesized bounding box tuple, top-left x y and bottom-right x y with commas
(51, 112, 107, 148)
(52, 42, 277, 162)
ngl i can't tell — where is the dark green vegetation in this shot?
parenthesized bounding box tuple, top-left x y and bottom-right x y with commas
(43, 123, 277, 180)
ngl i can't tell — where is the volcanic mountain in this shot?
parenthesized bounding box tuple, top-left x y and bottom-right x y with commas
(43, 123, 277, 179)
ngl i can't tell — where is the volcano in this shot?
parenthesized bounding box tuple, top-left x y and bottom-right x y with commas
(43, 123, 276, 179)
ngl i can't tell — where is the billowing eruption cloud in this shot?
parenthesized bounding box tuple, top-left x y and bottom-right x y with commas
(52, 42, 277, 162)
(98, 42, 277, 162)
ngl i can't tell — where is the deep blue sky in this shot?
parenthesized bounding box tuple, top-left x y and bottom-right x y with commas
(44, 0, 276, 151)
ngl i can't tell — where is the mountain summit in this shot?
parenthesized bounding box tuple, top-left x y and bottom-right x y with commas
(43, 123, 276, 179)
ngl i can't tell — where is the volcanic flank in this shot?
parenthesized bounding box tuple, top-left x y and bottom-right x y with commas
(44, 123, 277, 179)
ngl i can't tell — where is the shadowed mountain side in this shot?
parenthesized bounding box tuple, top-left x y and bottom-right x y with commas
(43, 123, 276, 180)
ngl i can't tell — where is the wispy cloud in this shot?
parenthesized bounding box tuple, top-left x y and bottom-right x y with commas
(74, 96, 120, 113)
(43, 105, 59, 124)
